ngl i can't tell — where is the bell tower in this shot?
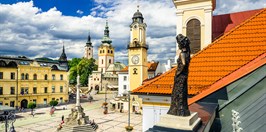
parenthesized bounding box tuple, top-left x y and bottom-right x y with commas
(173, 0, 216, 57)
(128, 6, 148, 91)
(98, 20, 114, 73)
(84, 32, 93, 59)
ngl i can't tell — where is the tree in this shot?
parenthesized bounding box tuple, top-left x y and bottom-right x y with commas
(69, 58, 97, 86)
(28, 102, 36, 114)
(68, 58, 82, 68)
(49, 100, 58, 107)
(77, 58, 98, 86)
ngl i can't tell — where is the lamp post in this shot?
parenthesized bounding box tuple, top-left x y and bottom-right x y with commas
(103, 83, 108, 114)
(125, 90, 133, 131)
(0, 110, 16, 132)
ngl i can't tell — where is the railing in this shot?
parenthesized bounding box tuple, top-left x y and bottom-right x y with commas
(127, 43, 149, 49)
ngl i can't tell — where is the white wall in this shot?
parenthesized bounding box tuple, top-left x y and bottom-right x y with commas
(118, 72, 129, 96)
(142, 105, 169, 132)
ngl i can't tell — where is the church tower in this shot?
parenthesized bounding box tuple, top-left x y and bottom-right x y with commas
(84, 32, 93, 59)
(173, 0, 216, 56)
(128, 7, 148, 91)
(98, 20, 114, 73)
(58, 45, 68, 69)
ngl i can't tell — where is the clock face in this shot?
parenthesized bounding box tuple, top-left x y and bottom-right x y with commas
(131, 55, 139, 64)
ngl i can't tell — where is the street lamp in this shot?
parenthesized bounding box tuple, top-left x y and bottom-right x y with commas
(103, 83, 108, 114)
(0, 110, 16, 132)
(125, 90, 133, 132)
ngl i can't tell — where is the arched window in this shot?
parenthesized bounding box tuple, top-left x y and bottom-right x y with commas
(0, 60, 7, 67)
(21, 73, 25, 80)
(108, 50, 110, 53)
(44, 74, 48, 80)
(111, 50, 113, 54)
(89, 48, 91, 50)
(102, 59, 104, 64)
(186, 19, 201, 54)
(103, 50, 105, 53)
(100, 50, 102, 53)
(109, 59, 111, 64)
(33, 74, 37, 80)
(25, 74, 29, 80)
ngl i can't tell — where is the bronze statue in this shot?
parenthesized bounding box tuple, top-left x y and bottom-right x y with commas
(167, 34, 191, 116)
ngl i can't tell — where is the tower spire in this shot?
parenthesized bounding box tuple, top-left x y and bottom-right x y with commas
(59, 42, 67, 61)
(101, 19, 112, 44)
(86, 31, 92, 46)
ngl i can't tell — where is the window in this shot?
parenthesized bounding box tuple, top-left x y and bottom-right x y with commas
(33, 87, 37, 94)
(33, 99, 36, 104)
(21, 73, 24, 80)
(10, 87, 15, 95)
(0, 87, 3, 95)
(20, 88, 24, 95)
(123, 76, 127, 81)
(44, 74, 48, 80)
(52, 74, 55, 80)
(0, 72, 3, 79)
(60, 75, 63, 80)
(44, 98, 47, 104)
(25, 74, 29, 80)
(52, 98, 55, 100)
(123, 85, 127, 90)
(186, 19, 201, 54)
(10, 101, 15, 107)
(111, 50, 113, 54)
(100, 50, 102, 53)
(102, 59, 103, 64)
(52, 86, 55, 93)
(109, 59, 111, 64)
(11, 72, 15, 80)
(60, 86, 63, 93)
(103, 50, 105, 53)
(25, 88, 28, 94)
(89, 48, 91, 50)
(60, 97, 63, 103)
(33, 74, 37, 80)
(108, 50, 110, 53)
(44, 87, 48, 93)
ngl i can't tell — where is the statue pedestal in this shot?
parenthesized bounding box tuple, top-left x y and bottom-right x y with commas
(64, 106, 90, 126)
(155, 112, 201, 131)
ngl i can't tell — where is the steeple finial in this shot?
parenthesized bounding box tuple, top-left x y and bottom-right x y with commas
(137, 5, 139, 11)
(86, 31, 92, 46)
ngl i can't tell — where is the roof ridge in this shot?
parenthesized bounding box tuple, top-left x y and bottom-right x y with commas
(191, 8, 266, 59)
(132, 67, 177, 92)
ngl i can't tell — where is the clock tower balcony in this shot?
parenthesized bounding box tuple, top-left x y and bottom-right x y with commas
(127, 43, 149, 50)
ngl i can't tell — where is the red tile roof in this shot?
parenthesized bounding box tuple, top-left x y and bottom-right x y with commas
(212, 9, 262, 40)
(120, 66, 128, 72)
(132, 8, 266, 96)
(147, 62, 159, 71)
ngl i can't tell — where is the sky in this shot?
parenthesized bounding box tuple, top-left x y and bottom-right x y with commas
(0, 0, 266, 65)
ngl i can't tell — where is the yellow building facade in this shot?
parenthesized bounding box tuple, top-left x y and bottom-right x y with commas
(0, 55, 69, 109)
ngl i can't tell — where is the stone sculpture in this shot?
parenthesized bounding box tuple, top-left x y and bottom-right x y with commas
(167, 34, 191, 116)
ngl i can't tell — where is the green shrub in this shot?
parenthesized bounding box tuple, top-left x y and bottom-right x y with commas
(49, 100, 58, 106)
(27, 102, 36, 110)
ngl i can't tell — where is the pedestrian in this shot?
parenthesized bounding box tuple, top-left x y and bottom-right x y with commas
(62, 115, 64, 122)
(32, 110, 35, 117)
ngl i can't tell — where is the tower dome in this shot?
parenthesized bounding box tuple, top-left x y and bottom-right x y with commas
(132, 6, 144, 23)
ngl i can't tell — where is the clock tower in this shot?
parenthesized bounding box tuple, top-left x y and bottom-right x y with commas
(128, 7, 148, 91)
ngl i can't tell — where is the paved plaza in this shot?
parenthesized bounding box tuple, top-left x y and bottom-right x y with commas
(0, 94, 142, 132)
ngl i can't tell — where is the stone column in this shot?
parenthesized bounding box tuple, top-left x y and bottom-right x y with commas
(76, 75, 80, 107)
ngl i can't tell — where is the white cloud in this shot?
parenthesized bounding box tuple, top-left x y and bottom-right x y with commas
(76, 9, 84, 15)
(1, 0, 265, 65)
